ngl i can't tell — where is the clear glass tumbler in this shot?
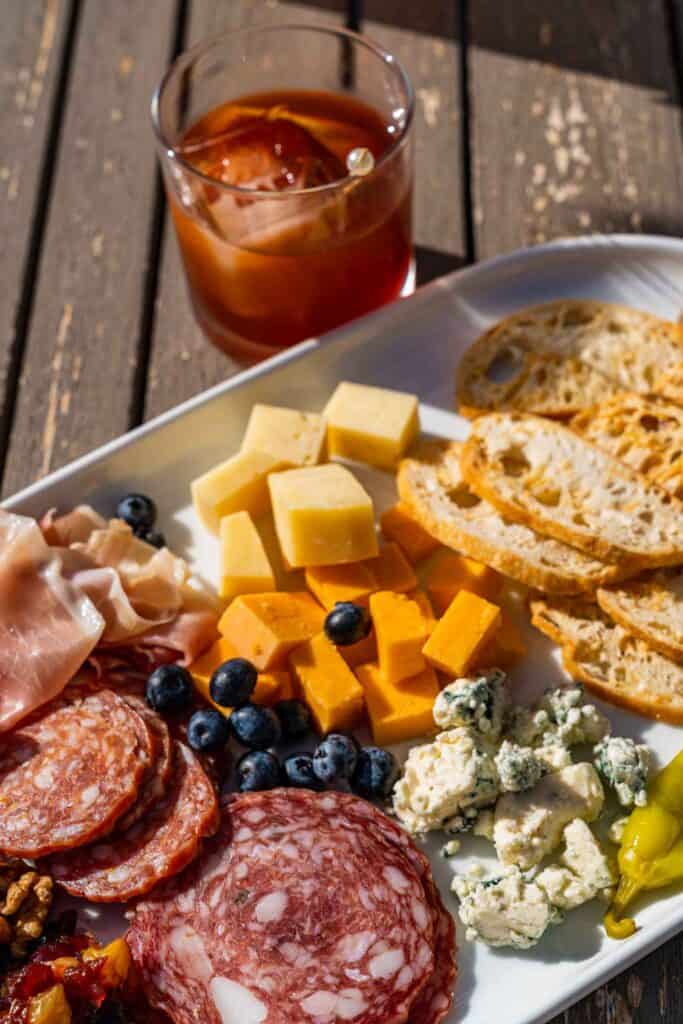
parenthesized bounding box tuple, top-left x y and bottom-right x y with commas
(152, 24, 414, 362)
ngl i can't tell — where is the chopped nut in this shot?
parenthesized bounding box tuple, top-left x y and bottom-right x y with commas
(0, 858, 53, 959)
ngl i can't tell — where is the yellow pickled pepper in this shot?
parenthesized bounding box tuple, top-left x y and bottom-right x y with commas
(606, 749, 683, 939)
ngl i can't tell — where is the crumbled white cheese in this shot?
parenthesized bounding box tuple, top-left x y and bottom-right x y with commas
(539, 686, 610, 746)
(495, 740, 544, 792)
(434, 670, 507, 739)
(472, 808, 495, 840)
(608, 815, 629, 845)
(392, 727, 499, 834)
(494, 763, 604, 869)
(504, 705, 552, 747)
(534, 739, 572, 773)
(452, 867, 560, 949)
(536, 819, 614, 910)
(593, 736, 650, 807)
(441, 838, 461, 857)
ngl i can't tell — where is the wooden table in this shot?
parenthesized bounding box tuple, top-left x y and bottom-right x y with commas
(3, 0, 683, 1017)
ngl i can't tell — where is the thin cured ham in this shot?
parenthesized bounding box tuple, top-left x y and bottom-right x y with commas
(0, 510, 104, 731)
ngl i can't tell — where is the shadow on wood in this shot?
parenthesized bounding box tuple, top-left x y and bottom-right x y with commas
(416, 245, 467, 286)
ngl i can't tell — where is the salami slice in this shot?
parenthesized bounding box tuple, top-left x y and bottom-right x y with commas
(50, 741, 218, 902)
(0, 689, 149, 858)
(116, 698, 173, 832)
(127, 789, 439, 1024)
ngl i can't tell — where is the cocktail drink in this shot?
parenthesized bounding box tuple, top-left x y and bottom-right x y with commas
(152, 26, 414, 361)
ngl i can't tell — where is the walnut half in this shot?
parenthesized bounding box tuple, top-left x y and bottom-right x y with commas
(0, 858, 53, 959)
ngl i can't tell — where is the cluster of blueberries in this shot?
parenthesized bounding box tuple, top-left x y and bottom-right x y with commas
(117, 493, 166, 549)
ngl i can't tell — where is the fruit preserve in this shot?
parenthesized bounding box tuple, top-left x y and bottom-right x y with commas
(164, 89, 413, 360)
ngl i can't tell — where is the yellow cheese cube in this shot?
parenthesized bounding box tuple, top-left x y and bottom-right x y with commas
(380, 503, 440, 563)
(242, 404, 326, 466)
(339, 628, 378, 668)
(356, 662, 439, 746)
(190, 636, 287, 711)
(219, 511, 275, 600)
(426, 550, 503, 615)
(218, 592, 325, 670)
(370, 591, 428, 684)
(289, 633, 364, 734)
(305, 562, 376, 610)
(477, 612, 526, 669)
(256, 515, 306, 593)
(423, 589, 501, 676)
(269, 464, 378, 568)
(408, 588, 437, 634)
(191, 449, 286, 534)
(324, 381, 419, 470)
(366, 542, 417, 593)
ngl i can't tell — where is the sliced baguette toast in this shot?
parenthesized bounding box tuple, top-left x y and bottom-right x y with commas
(571, 393, 683, 499)
(397, 439, 625, 594)
(456, 300, 683, 418)
(598, 570, 683, 663)
(530, 596, 683, 723)
(461, 412, 683, 567)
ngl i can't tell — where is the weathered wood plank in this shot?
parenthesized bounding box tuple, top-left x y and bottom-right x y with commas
(1, 0, 181, 497)
(144, 0, 347, 421)
(0, 0, 75, 477)
(360, 1, 467, 284)
(468, 0, 683, 258)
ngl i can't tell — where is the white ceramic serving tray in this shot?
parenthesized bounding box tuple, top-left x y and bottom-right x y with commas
(6, 235, 683, 1024)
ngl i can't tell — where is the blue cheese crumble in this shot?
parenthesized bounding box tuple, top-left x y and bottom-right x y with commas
(452, 867, 561, 949)
(539, 685, 610, 746)
(494, 741, 544, 793)
(433, 669, 506, 738)
(593, 736, 650, 807)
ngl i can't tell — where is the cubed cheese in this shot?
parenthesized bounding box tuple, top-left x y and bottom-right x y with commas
(241, 404, 326, 466)
(356, 661, 439, 745)
(426, 551, 502, 614)
(289, 633, 364, 734)
(380, 503, 440, 563)
(218, 592, 325, 670)
(304, 562, 376, 610)
(269, 464, 377, 568)
(423, 590, 501, 676)
(477, 612, 526, 669)
(370, 591, 428, 684)
(219, 511, 275, 600)
(190, 636, 287, 712)
(191, 449, 286, 533)
(366, 542, 417, 593)
(324, 381, 419, 470)
(338, 628, 378, 668)
(408, 588, 437, 634)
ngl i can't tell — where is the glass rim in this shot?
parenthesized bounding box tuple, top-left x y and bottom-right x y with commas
(150, 22, 415, 199)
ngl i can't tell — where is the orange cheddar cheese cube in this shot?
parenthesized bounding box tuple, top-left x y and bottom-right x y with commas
(289, 633, 364, 734)
(477, 612, 526, 669)
(190, 637, 286, 713)
(426, 551, 502, 614)
(218, 592, 325, 671)
(370, 591, 428, 684)
(366, 542, 417, 593)
(408, 588, 437, 634)
(305, 562, 376, 610)
(423, 589, 501, 677)
(356, 662, 439, 746)
(339, 628, 378, 668)
(380, 503, 440, 564)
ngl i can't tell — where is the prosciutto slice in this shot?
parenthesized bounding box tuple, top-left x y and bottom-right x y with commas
(0, 510, 104, 731)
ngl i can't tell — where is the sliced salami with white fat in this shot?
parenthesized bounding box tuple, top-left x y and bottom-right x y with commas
(116, 697, 173, 832)
(49, 741, 218, 902)
(0, 689, 150, 858)
(127, 789, 446, 1024)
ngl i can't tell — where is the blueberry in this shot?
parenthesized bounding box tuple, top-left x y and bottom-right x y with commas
(145, 664, 194, 714)
(352, 747, 399, 799)
(210, 659, 257, 709)
(187, 709, 231, 752)
(117, 493, 157, 532)
(312, 733, 359, 785)
(283, 753, 324, 790)
(324, 602, 371, 647)
(230, 704, 282, 750)
(274, 699, 312, 741)
(237, 750, 281, 792)
(138, 527, 166, 549)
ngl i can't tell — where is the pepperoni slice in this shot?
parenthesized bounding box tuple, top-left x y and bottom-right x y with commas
(0, 689, 150, 858)
(127, 789, 443, 1024)
(50, 741, 218, 902)
(116, 698, 173, 832)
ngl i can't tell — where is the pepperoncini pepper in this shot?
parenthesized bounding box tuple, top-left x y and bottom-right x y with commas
(606, 749, 683, 939)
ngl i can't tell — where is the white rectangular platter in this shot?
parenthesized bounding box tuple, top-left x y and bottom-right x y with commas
(6, 234, 683, 1024)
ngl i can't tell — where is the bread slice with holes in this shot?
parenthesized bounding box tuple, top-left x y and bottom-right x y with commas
(456, 300, 683, 418)
(597, 570, 683, 663)
(461, 412, 683, 567)
(572, 393, 683, 499)
(530, 595, 683, 722)
(397, 439, 625, 594)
